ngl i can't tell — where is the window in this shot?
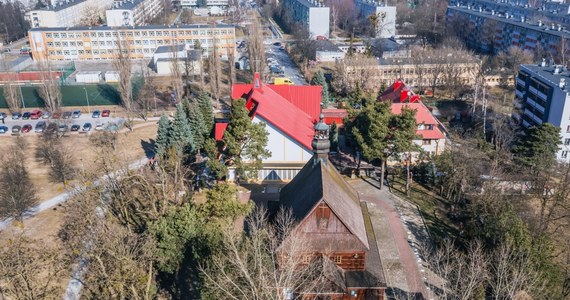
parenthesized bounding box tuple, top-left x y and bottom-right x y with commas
(333, 256, 342, 264)
(47, 42, 54, 47)
(62, 42, 69, 47)
(77, 41, 83, 46)
(128, 40, 134, 45)
(135, 40, 141, 45)
(64, 50, 70, 55)
(163, 31, 169, 36)
(55, 42, 61, 47)
(54, 33, 60, 38)
(142, 31, 147, 36)
(120, 32, 126, 37)
(61, 33, 67, 38)
(565, 139, 570, 146)
(86, 50, 91, 54)
(78, 50, 84, 54)
(302, 255, 311, 264)
(56, 50, 62, 55)
(75, 33, 81, 38)
(157, 31, 162, 36)
(127, 31, 133, 37)
(105, 32, 111, 37)
(70, 50, 77, 55)
(46, 33, 53, 38)
(149, 31, 155, 36)
(98, 32, 105, 37)
(112, 32, 118, 37)
(422, 139, 431, 145)
(567, 125, 570, 133)
(563, 151, 569, 159)
(69, 41, 76, 46)
(135, 32, 140, 36)
(90, 32, 96, 37)
(48, 50, 55, 55)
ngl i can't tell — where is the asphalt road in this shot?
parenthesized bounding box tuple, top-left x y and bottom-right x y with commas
(265, 43, 306, 85)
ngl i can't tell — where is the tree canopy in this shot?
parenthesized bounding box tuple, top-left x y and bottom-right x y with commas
(514, 123, 561, 170)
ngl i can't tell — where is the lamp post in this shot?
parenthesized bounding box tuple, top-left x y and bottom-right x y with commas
(19, 85, 25, 109)
(83, 87, 90, 113)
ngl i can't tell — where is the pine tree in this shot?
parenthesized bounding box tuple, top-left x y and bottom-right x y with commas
(184, 98, 207, 151)
(311, 70, 330, 108)
(197, 92, 214, 136)
(329, 121, 339, 151)
(514, 123, 561, 171)
(156, 113, 172, 156)
(170, 104, 195, 153)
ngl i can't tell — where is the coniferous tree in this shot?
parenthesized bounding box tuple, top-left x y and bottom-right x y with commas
(184, 98, 207, 151)
(514, 123, 561, 171)
(311, 70, 330, 107)
(197, 92, 214, 135)
(170, 104, 195, 153)
(329, 121, 339, 151)
(156, 113, 172, 156)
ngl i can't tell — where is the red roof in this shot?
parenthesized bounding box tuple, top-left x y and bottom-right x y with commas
(0, 71, 61, 82)
(378, 80, 421, 103)
(226, 74, 321, 150)
(322, 108, 348, 125)
(391, 102, 445, 140)
(214, 122, 228, 140)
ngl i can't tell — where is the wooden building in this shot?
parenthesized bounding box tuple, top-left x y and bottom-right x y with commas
(276, 115, 386, 299)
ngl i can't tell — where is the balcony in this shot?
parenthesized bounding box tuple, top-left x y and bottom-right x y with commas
(515, 89, 525, 99)
(516, 77, 525, 87)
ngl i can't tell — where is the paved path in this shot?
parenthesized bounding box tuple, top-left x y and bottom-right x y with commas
(350, 179, 431, 299)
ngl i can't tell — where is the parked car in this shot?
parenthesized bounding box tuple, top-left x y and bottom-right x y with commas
(82, 122, 92, 131)
(30, 110, 42, 119)
(22, 124, 32, 133)
(71, 124, 81, 131)
(273, 42, 281, 46)
(101, 109, 110, 117)
(41, 111, 50, 119)
(95, 122, 104, 130)
(92, 110, 101, 118)
(35, 121, 46, 133)
(58, 124, 68, 132)
(52, 112, 61, 119)
(22, 112, 30, 120)
(11, 125, 21, 134)
(0, 126, 8, 133)
(12, 112, 21, 119)
(0, 112, 6, 120)
(72, 110, 81, 118)
(62, 111, 72, 119)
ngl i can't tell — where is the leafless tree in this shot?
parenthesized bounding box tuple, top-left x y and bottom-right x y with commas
(37, 59, 62, 114)
(228, 46, 236, 87)
(247, 14, 265, 77)
(0, 139, 38, 221)
(556, 37, 570, 68)
(170, 44, 184, 104)
(496, 47, 534, 79)
(48, 144, 77, 187)
(208, 35, 222, 100)
(201, 208, 330, 299)
(2, 79, 21, 113)
(136, 66, 156, 118)
(113, 32, 134, 113)
(332, 54, 379, 95)
(0, 234, 65, 299)
(79, 5, 103, 26)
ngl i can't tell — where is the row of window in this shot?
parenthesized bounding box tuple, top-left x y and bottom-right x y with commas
(47, 38, 229, 48)
(49, 48, 153, 56)
(45, 29, 232, 39)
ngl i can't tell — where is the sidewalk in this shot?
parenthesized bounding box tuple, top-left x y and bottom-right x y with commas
(349, 178, 436, 299)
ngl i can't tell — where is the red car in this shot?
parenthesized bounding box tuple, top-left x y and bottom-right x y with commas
(52, 112, 61, 119)
(30, 109, 43, 119)
(101, 109, 111, 117)
(22, 124, 32, 133)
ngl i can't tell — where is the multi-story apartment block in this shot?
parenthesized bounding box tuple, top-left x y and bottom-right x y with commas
(281, 0, 330, 38)
(28, 24, 236, 61)
(180, 0, 228, 7)
(354, 0, 396, 38)
(514, 63, 570, 160)
(27, 0, 113, 28)
(105, 0, 163, 26)
(446, 4, 569, 55)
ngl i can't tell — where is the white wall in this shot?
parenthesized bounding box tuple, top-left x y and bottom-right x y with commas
(308, 7, 330, 38)
(252, 115, 312, 163)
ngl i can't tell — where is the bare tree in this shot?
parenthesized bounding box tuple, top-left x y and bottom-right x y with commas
(170, 44, 184, 104)
(2, 79, 22, 113)
(37, 59, 62, 114)
(79, 5, 102, 26)
(247, 14, 265, 77)
(113, 32, 133, 113)
(0, 139, 38, 221)
(332, 54, 379, 95)
(201, 208, 329, 299)
(136, 66, 156, 118)
(0, 234, 65, 299)
(556, 37, 570, 68)
(228, 46, 236, 87)
(208, 35, 222, 101)
(48, 144, 77, 187)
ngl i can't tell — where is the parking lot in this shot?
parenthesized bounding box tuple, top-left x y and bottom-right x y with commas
(0, 109, 123, 136)
(265, 42, 306, 85)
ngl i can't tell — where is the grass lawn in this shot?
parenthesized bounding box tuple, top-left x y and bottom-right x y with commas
(389, 174, 460, 243)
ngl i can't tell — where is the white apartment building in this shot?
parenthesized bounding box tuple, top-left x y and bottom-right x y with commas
(514, 63, 570, 161)
(105, 0, 163, 26)
(354, 0, 396, 38)
(27, 0, 114, 28)
(281, 0, 330, 38)
(28, 24, 236, 61)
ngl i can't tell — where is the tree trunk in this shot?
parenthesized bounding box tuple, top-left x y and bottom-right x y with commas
(379, 159, 385, 190)
(406, 154, 411, 196)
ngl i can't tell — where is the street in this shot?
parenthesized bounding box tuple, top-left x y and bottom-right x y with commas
(265, 43, 306, 85)
(0, 112, 123, 136)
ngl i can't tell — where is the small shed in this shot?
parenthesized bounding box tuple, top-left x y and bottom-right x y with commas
(76, 71, 102, 83)
(104, 71, 120, 83)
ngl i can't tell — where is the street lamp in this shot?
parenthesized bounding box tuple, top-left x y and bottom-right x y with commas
(83, 87, 90, 113)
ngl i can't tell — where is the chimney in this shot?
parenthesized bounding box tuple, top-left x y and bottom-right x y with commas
(560, 78, 566, 89)
(253, 72, 261, 89)
(521, 16, 525, 22)
(552, 23, 556, 30)
(538, 20, 543, 26)
(558, 24, 562, 31)
(541, 58, 546, 67)
(555, 65, 561, 74)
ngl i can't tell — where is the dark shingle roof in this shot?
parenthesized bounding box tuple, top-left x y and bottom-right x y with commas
(279, 158, 369, 250)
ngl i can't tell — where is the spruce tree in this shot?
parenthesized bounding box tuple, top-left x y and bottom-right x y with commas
(170, 104, 195, 153)
(184, 98, 207, 151)
(197, 92, 214, 135)
(311, 70, 330, 108)
(514, 123, 561, 170)
(156, 113, 172, 156)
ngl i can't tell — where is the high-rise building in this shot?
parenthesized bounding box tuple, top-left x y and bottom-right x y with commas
(514, 63, 570, 160)
(281, 0, 330, 38)
(105, 0, 163, 26)
(26, 0, 114, 28)
(28, 24, 236, 61)
(354, 0, 396, 38)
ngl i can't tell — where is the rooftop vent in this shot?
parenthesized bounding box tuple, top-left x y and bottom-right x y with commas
(541, 58, 546, 67)
(560, 78, 566, 89)
(538, 20, 543, 26)
(491, 9, 495, 15)
(555, 65, 561, 74)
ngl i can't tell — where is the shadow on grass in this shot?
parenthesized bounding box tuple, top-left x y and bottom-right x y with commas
(97, 84, 121, 105)
(140, 138, 156, 159)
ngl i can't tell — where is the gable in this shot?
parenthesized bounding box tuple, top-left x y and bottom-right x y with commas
(298, 201, 351, 234)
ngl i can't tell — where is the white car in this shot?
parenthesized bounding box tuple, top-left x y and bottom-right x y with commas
(95, 123, 104, 131)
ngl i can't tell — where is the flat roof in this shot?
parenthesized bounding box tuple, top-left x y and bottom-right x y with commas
(154, 44, 185, 53)
(448, 5, 570, 39)
(29, 24, 235, 32)
(521, 64, 570, 92)
(30, 0, 88, 12)
(110, 0, 145, 10)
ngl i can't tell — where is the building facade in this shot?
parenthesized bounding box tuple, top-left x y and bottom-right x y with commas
(354, 0, 396, 38)
(446, 4, 569, 55)
(180, 0, 228, 7)
(514, 63, 570, 161)
(27, 0, 113, 28)
(281, 0, 330, 38)
(105, 0, 163, 26)
(28, 25, 236, 61)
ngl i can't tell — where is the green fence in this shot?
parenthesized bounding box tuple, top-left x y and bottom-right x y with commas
(0, 84, 121, 108)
